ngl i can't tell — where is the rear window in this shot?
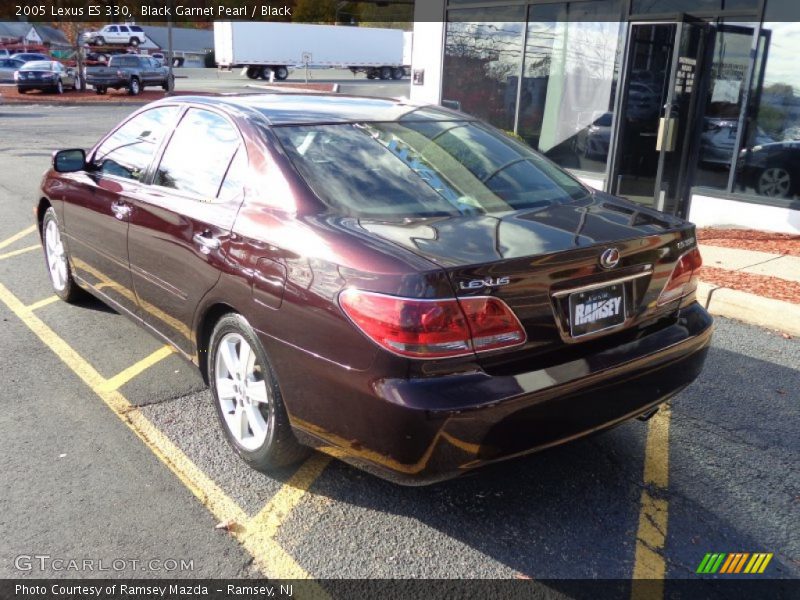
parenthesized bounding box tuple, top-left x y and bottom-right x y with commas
(109, 56, 139, 67)
(273, 120, 589, 218)
(21, 61, 53, 71)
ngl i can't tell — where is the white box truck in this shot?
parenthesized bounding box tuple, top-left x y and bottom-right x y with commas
(214, 22, 409, 81)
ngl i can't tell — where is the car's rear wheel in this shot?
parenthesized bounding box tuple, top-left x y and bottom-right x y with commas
(757, 166, 792, 198)
(209, 314, 308, 471)
(42, 207, 81, 302)
(128, 77, 140, 96)
(162, 75, 174, 92)
(94, 36, 105, 46)
(129, 37, 140, 47)
(95, 86, 106, 95)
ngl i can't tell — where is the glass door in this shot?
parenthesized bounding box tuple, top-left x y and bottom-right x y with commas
(611, 18, 711, 216)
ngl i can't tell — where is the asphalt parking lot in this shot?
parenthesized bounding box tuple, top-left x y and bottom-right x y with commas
(0, 105, 797, 592)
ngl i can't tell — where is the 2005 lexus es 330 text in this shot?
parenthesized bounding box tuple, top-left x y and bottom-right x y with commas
(37, 94, 712, 484)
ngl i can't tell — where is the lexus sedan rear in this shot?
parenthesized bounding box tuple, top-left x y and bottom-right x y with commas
(38, 94, 713, 484)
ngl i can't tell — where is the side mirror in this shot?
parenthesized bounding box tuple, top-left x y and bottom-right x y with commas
(53, 149, 86, 173)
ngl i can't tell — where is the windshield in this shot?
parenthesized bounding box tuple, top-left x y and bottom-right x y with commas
(22, 61, 54, 71)
(273, 120, 590, 218)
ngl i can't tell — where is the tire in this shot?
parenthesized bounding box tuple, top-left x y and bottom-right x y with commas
(379, 66, 393, 80)
(17, 87, 25, 94)
(391, 67, 405, 80)
(95, 86, 103, 95)
(756, 166, 792, 198)
(42, 207, 82, 303)
(209, 314, 309, 472)
(245, 66, 260, 80)
(55, 80, 63, 94)
(273, 66, 289, 81)
(128, 77, 140, 96)
(129, 37, 140, 47)
(94, 36, 105, 46)
(162, 75, 173, 92)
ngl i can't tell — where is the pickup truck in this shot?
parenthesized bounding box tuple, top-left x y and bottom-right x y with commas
(85, 55, 172, 95)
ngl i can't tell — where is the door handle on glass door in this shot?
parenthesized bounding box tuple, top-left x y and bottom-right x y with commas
(193, 232, 221, 253)
(111, 202, 131, 220)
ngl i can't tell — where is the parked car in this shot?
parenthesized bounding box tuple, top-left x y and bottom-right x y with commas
(38, 94, 713, 484)
(0, 58, 25, 83)
(738, 140, 800, 198)
(16, 61, 77, 94)
(0, 49, 11, 59)
(85, 54, 172, 95)
(700, 118, 774, 167)
(10, 52, 50, 63)
(574, 111, 613, 160)
(82, 24, 146, 47)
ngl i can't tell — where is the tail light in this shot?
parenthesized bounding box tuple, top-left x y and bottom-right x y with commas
(657, 247, 703, 306)
(338, 290, 526, 359)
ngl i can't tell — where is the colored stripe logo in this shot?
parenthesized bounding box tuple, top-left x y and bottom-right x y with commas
(696, 553, 773, 574)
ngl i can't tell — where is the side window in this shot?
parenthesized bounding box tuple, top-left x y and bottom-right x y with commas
(119, 26, 129, 33)
(107, 26, 117, 33)
(94, 106, 179, 182)
(218, 148, 248, 202)
(155, 109, 241, 199)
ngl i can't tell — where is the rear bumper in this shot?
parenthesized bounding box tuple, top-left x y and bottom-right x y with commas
(86, 78, 127, 88)
(293, 302, 713, 485)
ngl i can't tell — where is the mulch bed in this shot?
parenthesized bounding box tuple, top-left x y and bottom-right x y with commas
(698, 228, 800, 257)
(0, 87, 213, 103)
(699, 266, 800, 304)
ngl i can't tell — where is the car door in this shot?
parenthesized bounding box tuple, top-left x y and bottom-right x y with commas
(60, 105, 181, 319)
(127, 107, 246, 355)
(118, 26, 130, 44)
(104, 26, 119, 43)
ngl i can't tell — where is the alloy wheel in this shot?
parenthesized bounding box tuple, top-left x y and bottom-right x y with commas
(44, 219, 68, 291)
(758, 167, 791, 197)
(214, 332, 272, 451)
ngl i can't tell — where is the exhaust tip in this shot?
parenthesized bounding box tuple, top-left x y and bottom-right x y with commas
(637, 407, 659, 422)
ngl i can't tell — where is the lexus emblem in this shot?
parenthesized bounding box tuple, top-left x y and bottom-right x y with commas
(599, 248, 621, 269)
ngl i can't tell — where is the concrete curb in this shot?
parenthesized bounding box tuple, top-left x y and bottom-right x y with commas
(697, 281, 800, 336)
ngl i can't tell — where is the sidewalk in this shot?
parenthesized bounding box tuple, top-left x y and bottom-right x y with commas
(695, 228, 800, 336)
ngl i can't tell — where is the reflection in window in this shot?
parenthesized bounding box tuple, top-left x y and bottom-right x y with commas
(694, 22, 759, 190)
(517, 1, 623, 175)
(155, 109, 241, 199)
(95, 106, 179, 182)
(736, 21, 800, 202)
(442, 6, 525, 131)
(218, 148, 248, 202)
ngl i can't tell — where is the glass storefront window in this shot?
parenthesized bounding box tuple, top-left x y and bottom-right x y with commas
(517, 0, 623, 175)
(735, 20, 800, 203)
(442, 6, 526, 132)
(694, 22, 758, 190)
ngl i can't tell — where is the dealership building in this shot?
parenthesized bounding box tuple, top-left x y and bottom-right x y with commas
(410, 0, 800, 233)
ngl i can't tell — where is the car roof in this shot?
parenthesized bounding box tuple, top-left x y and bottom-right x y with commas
(162, 93, 472, 126)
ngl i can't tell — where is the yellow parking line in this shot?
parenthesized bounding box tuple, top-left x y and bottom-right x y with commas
(26, 295, 59, 312)
(0, 281, 323, 582)
(100, 345, 175, 392)
(631, 405, 671, 600)
(243, 454, 331, 577)
(0, 225, 36, 251)
(0, 244, 39, 261)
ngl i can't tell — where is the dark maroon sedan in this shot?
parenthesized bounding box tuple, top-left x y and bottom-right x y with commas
(38, 94, 712, 484)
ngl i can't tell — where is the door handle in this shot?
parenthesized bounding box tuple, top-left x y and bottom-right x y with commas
(110, 202, 131, 220)
(656, 117, 678, 152)
(193, 232, 221, 253)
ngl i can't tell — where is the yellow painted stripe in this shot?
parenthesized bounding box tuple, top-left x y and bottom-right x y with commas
(0, 282, 323, 582)
(750, 554, 766, 573)
(744, 553, 759, 574)
(26, 295, 59, 312)
(100, 345, 175, 392)
(758, 553, 773, 573)
(734, 553, 749, 573)
(720, 554, 736, 574)
(243, 454, 331, 579)
(0, 225, 36, 251)
(631, 406, 671, 600)
(0, 244, 39, 261)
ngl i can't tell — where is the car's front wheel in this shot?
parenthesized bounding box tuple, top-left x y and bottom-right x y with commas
(128, 77, 140, 96)
(209, 314, 308, 472)
(42, 207, 82, 302)
(55, 80, 63, 94)
(757, 166, 792, 198)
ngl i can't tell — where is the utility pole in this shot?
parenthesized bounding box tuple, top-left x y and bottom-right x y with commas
(166, 0, 174, 95)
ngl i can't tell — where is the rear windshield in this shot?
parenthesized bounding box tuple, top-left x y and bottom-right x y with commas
(21, 61, 53, 70)
(109, 56, 139, 67)
(273, 120, 590, 218)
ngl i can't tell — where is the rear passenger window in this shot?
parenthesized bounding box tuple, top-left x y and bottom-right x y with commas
(155, 109, 241, 200)
(95, 106, 179, 182)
